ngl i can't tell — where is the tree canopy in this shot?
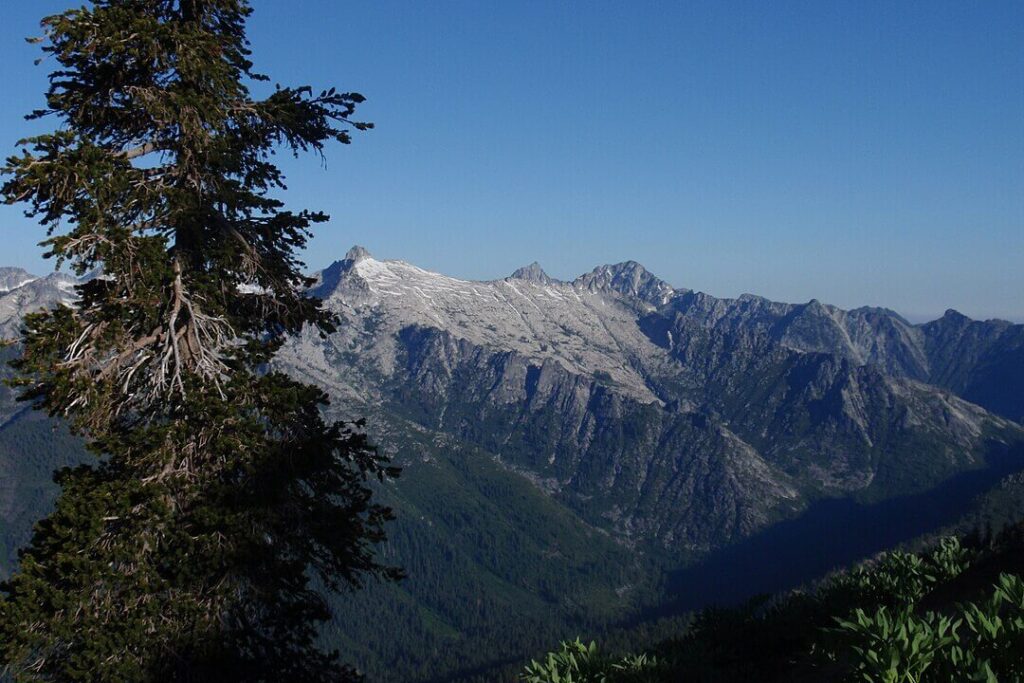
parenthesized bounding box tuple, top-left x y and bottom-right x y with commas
(0, 2, 398, 680)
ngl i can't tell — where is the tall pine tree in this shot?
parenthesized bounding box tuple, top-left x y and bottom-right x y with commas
(0, 2, 399, 681)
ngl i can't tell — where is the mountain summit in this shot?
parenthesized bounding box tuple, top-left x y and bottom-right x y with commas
(1, 247, 1023, 681)
(510, 261, 558, 284)
(345, 245, 372, 263)
(0, 270, 79, 339)
(573, 260, 677, 306)
(266, 247, 1024, 560)
(0, 267, 37, 293)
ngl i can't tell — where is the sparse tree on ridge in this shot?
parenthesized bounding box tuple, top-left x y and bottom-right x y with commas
(0, 1, 400, 680)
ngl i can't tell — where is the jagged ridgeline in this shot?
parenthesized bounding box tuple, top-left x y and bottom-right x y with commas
(2, 250, 1023, 681)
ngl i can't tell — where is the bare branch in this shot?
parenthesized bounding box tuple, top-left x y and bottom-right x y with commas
(117, 142, 158, 160)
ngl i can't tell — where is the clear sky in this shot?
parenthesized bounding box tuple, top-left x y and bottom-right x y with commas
(1, 1, 1021, 321)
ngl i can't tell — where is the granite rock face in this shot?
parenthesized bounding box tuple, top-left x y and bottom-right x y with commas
(1, 251, 1021, 681)
(510, 262, 558, 285)
(273, 248, 1024, 552)
(1, 250, 1022, 553)
(0, 267, 38, 293)
(661, 291, 1024, 421)
(0, 270, 79, 340)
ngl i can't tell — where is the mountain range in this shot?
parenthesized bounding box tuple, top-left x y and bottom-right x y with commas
(1, 250, 1023, 681)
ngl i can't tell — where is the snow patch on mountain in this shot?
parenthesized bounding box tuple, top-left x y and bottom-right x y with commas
(303, 249, 669, 403)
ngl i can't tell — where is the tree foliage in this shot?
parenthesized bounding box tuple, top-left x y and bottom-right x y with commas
(521, 639, 663, 683)
(523, 526, 1024, 683)
(0, 2, 398, 681)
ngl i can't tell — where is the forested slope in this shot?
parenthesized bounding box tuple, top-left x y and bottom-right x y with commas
(522, 521, 1024, 682)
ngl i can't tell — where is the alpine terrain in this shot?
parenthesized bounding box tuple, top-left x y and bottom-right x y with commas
(2, 248, 1023, 681)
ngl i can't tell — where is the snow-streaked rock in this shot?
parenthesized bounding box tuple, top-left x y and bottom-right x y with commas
(296, 250, 672, 403)
(1, 249, 1021, 550)
(0, 271, 79, 340)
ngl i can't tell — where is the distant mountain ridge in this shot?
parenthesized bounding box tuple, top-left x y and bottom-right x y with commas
(0, 267, 38, 293)
(0, 268, 79, 339)
(300, 247, 1024, 419)
(1, 248, 1023, 681)
(657, 289, 1024, 422)
(277, 249, 1022, 548)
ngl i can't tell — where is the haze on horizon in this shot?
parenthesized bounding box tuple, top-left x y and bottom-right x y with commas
(0, 0, 1021, 322)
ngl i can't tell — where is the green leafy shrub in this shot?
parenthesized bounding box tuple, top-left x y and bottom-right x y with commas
(829, 607, 959, 682)
(953, 573, 1024, 680)
(522, 530, 1024, 683)
(833, 537, 973, 607)
(828, 573, 1024, 682)
(521, 638, 662, 683)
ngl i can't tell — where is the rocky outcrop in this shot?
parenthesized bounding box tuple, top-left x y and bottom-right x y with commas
(2, 248, 1022, 553)
(272, 248, 1024, 552)
(0, 271, 79, 339)
(510, 262, 558, 285)
(573, 261, 677, 308)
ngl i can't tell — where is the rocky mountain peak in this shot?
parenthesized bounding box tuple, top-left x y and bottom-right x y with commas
(802, 298, 828, 313)
(510, 262, 557, 284)
(941, 308, 970, 323)
(307, 246, 377, 298)
(0, 270, 80, 339)
(0, 267, 38, 293)
(920, 309, 975, 335)
(850, 305, 908, 322)
(345, 245, 372, 263)
(573, 261, 675, 306)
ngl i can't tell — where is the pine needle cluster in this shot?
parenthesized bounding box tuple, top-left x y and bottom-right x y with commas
(0, 2, 399, 680)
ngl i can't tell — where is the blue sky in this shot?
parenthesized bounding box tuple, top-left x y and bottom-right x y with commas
(0, 1, 1021, 321)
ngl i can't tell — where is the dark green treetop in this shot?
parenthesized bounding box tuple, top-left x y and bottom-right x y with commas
(0, 2, 398, 681)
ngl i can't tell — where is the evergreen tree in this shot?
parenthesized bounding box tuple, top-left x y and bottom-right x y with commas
(0, 2, 399, 680)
